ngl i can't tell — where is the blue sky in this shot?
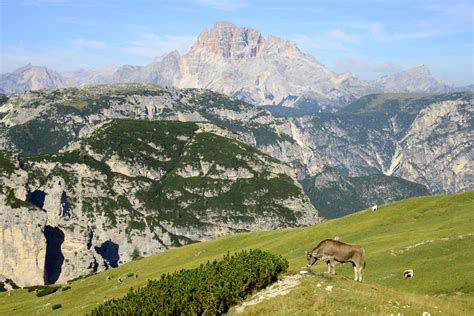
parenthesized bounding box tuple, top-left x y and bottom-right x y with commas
(1, 0, 473, 85)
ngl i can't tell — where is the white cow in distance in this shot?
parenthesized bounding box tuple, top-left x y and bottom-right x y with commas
(371, 205, 378, 212)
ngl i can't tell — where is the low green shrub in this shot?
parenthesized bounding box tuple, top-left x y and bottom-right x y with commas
(36, 286, 60, 297)
(91, 249, 288, 315)
(0, 278, 19, 292)
(61, 286, 71, 292)
(8, 279, 20, 289)
(52, 304, 62, 310)
(69, 275, 85, 282)
(131, 247, 142, 261)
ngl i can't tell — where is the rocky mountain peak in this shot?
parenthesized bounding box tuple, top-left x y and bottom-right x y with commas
(406, 64, 434, 76)
(264, 35, 301, 57)
(0, 64, 67, 93)
(14, 63, 48, 75)
(374, 64, 451, 93)
(152, 49, 181, 64)
(189, 21, 266, 61)
(14, 63, 34, 73)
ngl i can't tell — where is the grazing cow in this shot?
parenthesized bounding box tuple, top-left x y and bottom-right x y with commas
(371, 205, 378, 212)
(306, 239, 366, 282)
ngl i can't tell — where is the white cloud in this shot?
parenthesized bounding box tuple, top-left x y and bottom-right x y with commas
(191, 0, 250, 11)
(326, 29, 359, 44)
(0, 30, 197, 74)
(372, 61, 403, 73)
(1, 43, 76, 72)
(367, 22, 446, 42)
(421, 1, 473, 22)
(292, 30, 359, 55)
(71, 38, 106, 49)
(0, 42, 113, 73)
(334, 57, 402, 74)
(122, 33, 196, 59)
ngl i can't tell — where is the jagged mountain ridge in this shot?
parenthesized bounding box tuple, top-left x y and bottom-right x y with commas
(0, 119, 318, 286)
(0, 22, 459, 110)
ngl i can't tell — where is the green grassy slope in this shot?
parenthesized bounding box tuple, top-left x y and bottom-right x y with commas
(1, 191, 473, 315)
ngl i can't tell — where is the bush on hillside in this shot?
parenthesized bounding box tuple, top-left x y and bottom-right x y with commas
(36, 286, 60, 297)
(52, 304, 62, 310)
(131, 247, 142, 261)
(91, 249, 288, 315)
(0, 278, 19, 292)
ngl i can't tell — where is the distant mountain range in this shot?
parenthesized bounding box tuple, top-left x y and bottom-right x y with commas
(0, 21, 464, 112)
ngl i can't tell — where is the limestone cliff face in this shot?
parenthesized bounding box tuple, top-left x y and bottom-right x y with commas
(0, 205, 47, 287)
(393, 100, 473, 193)
(0, 153, 47, 287)
(190, 21, 266, 61)
(180, 89, 473, 194)
(299, 97, 473, 194)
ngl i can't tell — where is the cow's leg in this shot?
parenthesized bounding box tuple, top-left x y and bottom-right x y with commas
(358, 266, 363, 282)
(352, 262, 360, 281)
(326, 261, 331, 273)
(329, 258, 335, 275)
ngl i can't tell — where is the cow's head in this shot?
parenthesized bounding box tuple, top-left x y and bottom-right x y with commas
(305, 251, 318, 267)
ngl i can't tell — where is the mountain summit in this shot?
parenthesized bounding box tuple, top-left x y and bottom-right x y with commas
(0, 22, 456, 110)
(191, 21, 266, 61)
(0, 64, 67, 94)
(373, 64, 452, 93)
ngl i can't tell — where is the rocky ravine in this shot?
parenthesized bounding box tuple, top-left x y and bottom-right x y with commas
(0, 120, 318, 287)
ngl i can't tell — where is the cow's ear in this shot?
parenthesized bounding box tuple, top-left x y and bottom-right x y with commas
(305, 251, 308, 255)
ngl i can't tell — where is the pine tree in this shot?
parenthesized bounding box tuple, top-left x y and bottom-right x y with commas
(131, 247, 141, 261)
